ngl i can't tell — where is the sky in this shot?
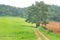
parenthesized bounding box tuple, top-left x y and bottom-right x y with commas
(0, 0, 60, 8)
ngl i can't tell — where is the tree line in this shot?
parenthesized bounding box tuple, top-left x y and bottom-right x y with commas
(0, 5, 26, 18)
(0, 2, 60, 22)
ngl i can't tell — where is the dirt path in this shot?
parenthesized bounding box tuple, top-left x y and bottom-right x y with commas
(37, 29, 49, 40)
(33, 28, 49, 40)
(33, 28, 41, 40)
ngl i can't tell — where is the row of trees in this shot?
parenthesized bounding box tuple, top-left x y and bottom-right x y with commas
(0, 5, 26, 18)
(0, 2, 60, 22)
(48, 5, 60, 21)
(25, 1, 49, 28)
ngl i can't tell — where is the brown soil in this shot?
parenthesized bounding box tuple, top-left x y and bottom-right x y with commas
(33, 28, 49, 40)
(46, 22, 60, 33)
(33, 28, 41, 40)
(32, 22, 60, 40)
(40, 22, 60, 33)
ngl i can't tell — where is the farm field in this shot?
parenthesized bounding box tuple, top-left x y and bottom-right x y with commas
(0, 17, 60, 40)
(0, 17, 37, 40)
(38, 27, 60, 40)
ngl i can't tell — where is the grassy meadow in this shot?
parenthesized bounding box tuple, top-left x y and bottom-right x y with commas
(38, 27, 60, 40)
(0, 17, 37, 40)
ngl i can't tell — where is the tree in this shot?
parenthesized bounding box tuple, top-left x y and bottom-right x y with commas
(26, 1, 49, 28)
(0, 5, 26, 18)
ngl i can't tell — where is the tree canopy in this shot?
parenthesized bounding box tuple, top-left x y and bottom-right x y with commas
(26, 1, 49, 28)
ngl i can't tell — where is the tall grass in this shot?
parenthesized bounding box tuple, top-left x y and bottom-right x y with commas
(0, 17, 37, 40)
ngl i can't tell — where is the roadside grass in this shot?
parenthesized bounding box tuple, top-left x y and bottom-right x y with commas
(38, 27, 60, 40)
(0, 17, 37, 40)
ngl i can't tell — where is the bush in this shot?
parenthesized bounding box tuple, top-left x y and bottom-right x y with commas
(42, 26, 47, 30)
(48, 29, 53, 33)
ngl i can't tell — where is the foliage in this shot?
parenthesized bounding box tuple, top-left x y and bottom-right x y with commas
(26, 1, 49, 27)
(0, 5, 26, 18)
(48, 5, 60, 22)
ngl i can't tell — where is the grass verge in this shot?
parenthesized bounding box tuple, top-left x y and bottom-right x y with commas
(0, 17, 37, 40)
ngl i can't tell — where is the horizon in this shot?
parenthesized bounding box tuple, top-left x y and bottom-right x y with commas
(0, 0, 60, 8)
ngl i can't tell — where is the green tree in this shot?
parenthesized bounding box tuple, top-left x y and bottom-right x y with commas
(26, 1, 49, 28)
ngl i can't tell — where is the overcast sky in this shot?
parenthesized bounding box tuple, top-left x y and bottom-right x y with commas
(0, 0, 60, 8)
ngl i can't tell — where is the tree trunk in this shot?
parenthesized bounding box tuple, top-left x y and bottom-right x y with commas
(36, 23, 40, 28)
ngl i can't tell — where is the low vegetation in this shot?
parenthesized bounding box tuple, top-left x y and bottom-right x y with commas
(0, 17, 37, 40)
(38, 27, 60, 40)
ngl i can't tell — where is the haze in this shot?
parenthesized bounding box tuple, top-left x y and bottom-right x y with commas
(0, 0, 60, 8)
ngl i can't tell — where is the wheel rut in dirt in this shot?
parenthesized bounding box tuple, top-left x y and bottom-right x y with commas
(33, 28, 49, 40)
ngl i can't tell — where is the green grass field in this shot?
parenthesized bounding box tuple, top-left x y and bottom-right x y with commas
(38, 27, 60, 40)
(0, 17, 37, 40)
(0, 17, 60, 40)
